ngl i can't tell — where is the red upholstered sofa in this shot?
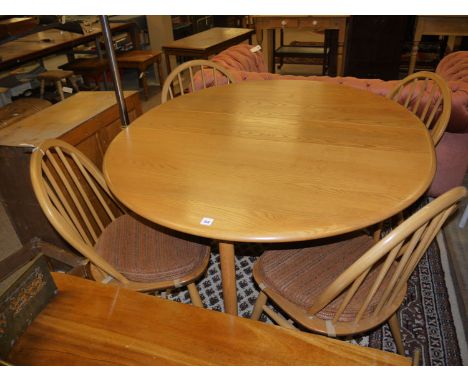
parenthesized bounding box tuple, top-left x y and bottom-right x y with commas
(207, 45, 468, 197)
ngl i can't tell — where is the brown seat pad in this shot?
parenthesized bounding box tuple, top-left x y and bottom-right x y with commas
(95, 214, 209, 283)
(258, 233, 396, 322)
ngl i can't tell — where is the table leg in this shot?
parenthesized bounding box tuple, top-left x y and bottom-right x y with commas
(165, 52, 172, 76)
(154, 57, 164, 87)
(408, 39, 420, 75)
(218, 242, 238, 316)
(266, 29, 274, 73)
(256, 25, 264, 46)
(337, 22, 348, 77)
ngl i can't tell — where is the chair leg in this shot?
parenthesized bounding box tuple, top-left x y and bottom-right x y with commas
(154, 59, 163, 88)
(251, 291, 268, 320)
(412, 348, 421, 366)
(55, 80, 65, 101)
(40, 79, 45, 98)
(388, 312, 405, 356)
(396, 211, 404, 225)
(68, 76, 80, 93)
(373, 221, 383, 242)
(187, 282, 203, 308)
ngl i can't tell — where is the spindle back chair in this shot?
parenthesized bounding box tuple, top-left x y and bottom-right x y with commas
(252, 186, 466, 355)
(30, 139, 210, 303)
(161, 59, 235, 103)
(387, 71, 451, 145)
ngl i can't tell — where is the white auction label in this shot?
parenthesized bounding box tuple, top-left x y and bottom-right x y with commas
(200, 217, 214, 226)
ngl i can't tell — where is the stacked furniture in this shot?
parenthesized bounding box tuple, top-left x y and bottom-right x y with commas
(207, 45, 468, 198)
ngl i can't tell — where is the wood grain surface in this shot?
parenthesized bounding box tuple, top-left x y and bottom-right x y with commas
(0, 91, 138, 147)
(103, 80, 435, 243)
(6, 273, 411, 365)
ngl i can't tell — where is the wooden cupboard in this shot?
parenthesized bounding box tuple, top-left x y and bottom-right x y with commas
(0, 91, 142, 250)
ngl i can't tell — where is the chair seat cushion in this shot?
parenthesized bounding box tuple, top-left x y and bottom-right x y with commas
(94, 214, 210, 283)
(257, 233, 395, 322)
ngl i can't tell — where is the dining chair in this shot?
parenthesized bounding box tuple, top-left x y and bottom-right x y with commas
(30, 139, 210, 306)
(161, 59, 236, 104)
(251, 186, 466, 356)
(374, 71, 452, 242)
(387, 71, 451, 146)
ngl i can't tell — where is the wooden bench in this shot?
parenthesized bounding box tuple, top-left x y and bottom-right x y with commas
(6, 273, 411, 366)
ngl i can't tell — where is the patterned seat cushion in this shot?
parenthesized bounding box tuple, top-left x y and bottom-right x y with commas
(94, 214, 210, 283)
(257, 233, 397, 322)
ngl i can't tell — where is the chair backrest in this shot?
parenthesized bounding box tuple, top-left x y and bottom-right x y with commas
(161, 59, 236, 104)
(308, 186, 466, 327)
(387, 71, 451, 145)
(30, 139, 128, 283)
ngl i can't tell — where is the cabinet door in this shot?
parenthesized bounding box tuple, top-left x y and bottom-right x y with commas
(344, 16, 409, 80)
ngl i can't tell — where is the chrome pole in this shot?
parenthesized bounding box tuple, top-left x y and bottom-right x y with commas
(99, 15, 130, 127)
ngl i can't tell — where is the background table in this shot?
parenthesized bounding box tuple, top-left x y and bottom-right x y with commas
(6, 272, 411, 365)
(408, 16, 468, 74)
(162, 27, 254, 74)
(103, 80, 435, 315)
(253, 16, 349, 75)
(0, 23, 139, 71)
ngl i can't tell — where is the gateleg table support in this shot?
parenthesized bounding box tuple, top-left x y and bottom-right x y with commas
(219, 242, 238, 316)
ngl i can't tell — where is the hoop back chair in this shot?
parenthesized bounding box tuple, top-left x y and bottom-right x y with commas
(251, 186, 466, 355)
(161, 59, 236, 104)
(30, 139, 210, 305)
(387, 71, 451, 146)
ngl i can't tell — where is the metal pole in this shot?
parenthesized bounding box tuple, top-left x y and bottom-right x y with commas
(99, 15, 130, 127)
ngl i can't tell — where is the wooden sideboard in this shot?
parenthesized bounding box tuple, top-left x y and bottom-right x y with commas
(6, 272, 411, 365)
(0, 91, 142, 250)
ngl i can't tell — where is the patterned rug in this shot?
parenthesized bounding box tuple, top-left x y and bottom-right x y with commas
(166, 240, 461, 366)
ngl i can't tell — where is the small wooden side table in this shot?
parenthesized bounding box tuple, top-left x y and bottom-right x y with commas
(117, 50, 163, 99)
(162, 27, 254, 75)
(253, 16, 349, 75)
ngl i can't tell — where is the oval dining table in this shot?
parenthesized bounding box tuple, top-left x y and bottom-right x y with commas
(103, 80, 436, 316)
